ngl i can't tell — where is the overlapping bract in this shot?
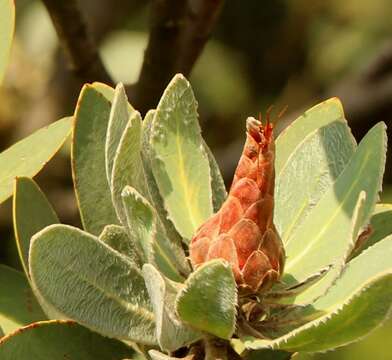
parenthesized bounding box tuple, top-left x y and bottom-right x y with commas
(190, 118, 285, 293)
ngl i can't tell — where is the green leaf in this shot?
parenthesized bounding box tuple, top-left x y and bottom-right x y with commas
(244, 235, 392, 352)
(150, 74, 213, 241)
(0, 265, 45, 335)
(0, 0, 14, 84)
(0, 117, 72, 204)
(72, 85, 119, 235)
(203, 140, 227, 212)
(0, 320, 135, 359)
(143, 264, 201, 351)
(276, 121, 356, 243)
(122, 186, 184, 282)
(142, 110, 190, 278)
(275, 98, 353, 174)
(105, 83, 135, 185)
(111, 111, 146, 224)
(13, 177, 59, 278)
(359, 203, 392, 253)
(99, 224, 142, 268)
(176, 259, 237, 339)
(286, 192, 367, 305)
(283, 123, 387, 284)
(29, 224, 156, 344)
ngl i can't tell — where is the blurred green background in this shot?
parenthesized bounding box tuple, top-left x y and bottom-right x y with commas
(0, 1, 391, 359)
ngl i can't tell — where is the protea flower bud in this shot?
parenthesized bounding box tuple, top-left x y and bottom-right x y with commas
(189, 117, 285, 293)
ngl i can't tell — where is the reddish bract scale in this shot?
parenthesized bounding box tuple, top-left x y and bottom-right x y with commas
(189, 117, 285, 293)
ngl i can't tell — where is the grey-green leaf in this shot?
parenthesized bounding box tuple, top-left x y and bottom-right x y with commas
(143, 264, 201, 351)
(0, 320, 135, 360)
(284, 123, 387, 284)
(150, 74, 213, 241)
(13, 177, 59, 278)
(111, 112, 146, 224)
(244, 235, 392, 352)
(72, 85, 119, 235)
(0, 265, 46, 335)
(276, 98, 350, 174)
(105, 83, 134, 185)
(176, 259, 237, 339)
(0, 117, 72, 204)
(0, 0, 14, 84)
(29, 224, 156, 344)
(122, 186, 183, 282)
(276, 121, 356, 243)
(99, 224, 142, 268)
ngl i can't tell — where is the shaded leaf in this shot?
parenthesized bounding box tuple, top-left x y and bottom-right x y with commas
(0, 265, 45, 335)
(244, 235, 392, 352)
(150, 74, 213, 241)
(143, 264, 201, 351)
(0, 320, 135, 359)
(176, 260, 237, 339)
(29, 224, 156, 344)
(276, 98, 353, 174)
(72, 86, 118, 235)
(276, 121, 356, 242)
(13, 177, 59, 278)
(0, 117, 72, 204)
(284, 123, 387, 284)
(99, 224, 142, 268)
(105, 83, 135, 185)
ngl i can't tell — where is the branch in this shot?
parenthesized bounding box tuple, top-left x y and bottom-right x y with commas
(178, 0, 225, 75)
(133, 0, 188, 114)
(41, 0, 113, 85)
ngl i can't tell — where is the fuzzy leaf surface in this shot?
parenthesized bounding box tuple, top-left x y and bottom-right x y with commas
(142, 110, 190, 277)
(111, 112, 146, 224)
(0, 265, 45, 334)
(275, 98, 352, 174)
(0, 320, 135, 359)
(29, 224, 156, 344)
(105, 83, 135, 185)
(176, 260, 237, 339)
(13, 177, 59, 277)
(276, 121, 356, 243)
(143, 264, 201, 351)
(72, 86, 118, 235)
(150, 74, 213, 241)
(284, 123, 387, 284)
(0, 0, 14, 83)
(0, 117, 71, 204)
(244, 235, 392, 352)
(99, 224, 142, 268)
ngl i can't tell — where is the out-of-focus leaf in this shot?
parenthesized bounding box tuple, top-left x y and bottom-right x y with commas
(0, 265, 45, 335)
(150, 74, 213, 241)
(244, 235, 392, 352)
(0, 117, 72, 204)
(0, 320, 135, 359)
(176, 259, 237, 339)
(13, 177, 58, 277)
(284, 123, 386, 284)
(29, 224, 156, 344)
(72, 86, 118, 235)
(143, 264, 201, 351)
(0, 0, 14, 83)
(276, 121, 356, 242)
